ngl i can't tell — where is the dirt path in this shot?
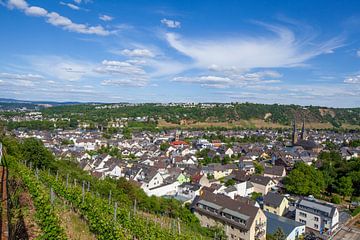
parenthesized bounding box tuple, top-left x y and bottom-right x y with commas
(56, 203, 96, 240)
(16, 191, 42, 239)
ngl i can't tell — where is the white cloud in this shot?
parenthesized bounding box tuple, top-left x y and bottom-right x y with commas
(0, 72, 44, 80)
(357, 50, 360, 57)
(165, 23, 343, 69)
(96, 60, 149, 87)
(25, 6, 47, 16)
(120, 49, 154, 58)
(22, 56, 94, 81)
(60, 2, 80, 10)
(7, 0, 27, 9)
(171, 70, 282, 88)
(161, 18, 181, 28)
(99, 14, 113, 21)
(46, 12, 109, 35)
(101, 79, 147, 87)
(95, 60, 146, 75)
(7, 0, 110, 36)
(0, 72, 44, 87)
(344, 75, 360, 84)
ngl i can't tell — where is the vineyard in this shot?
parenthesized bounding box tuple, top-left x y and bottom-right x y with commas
(0, 134, 224, 239)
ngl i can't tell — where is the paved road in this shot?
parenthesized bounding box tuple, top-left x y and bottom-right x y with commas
(333, 226, 360, 240)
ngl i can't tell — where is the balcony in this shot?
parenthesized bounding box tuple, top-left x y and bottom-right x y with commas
(255, 230, 265, 239)
(256, 222, 266, 230)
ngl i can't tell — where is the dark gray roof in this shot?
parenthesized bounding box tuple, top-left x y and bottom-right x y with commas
(265, 211, 304, 237)
(264, 192, 286, 208)
(191, 190, 260, 230)
(250, 175, 273, 186)
(264, 165, 285, 176)
(297, 198, 337, 218)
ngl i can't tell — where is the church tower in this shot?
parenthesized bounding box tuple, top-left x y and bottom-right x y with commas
(291, 119, 298, 146)
(300, 118, 306, 140)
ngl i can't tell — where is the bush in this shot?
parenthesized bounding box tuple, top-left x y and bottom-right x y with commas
(331, 195, 341, 204)
(352, 206, 360, 217)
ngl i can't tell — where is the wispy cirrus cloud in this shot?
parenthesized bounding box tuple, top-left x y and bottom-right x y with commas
(6, 0, 110, 36)
(165, 23, 344, 69)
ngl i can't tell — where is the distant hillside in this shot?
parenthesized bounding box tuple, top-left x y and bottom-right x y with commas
(40, 103, 360, 129)
(0, 98, 101, 106)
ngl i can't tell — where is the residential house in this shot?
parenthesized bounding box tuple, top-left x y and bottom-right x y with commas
(264, 166, 286, 179)
(249, 175, 276, 195)
(263, 192, 289, 216)
(191, 189, 267, 240)
(295, 198, 339, 236)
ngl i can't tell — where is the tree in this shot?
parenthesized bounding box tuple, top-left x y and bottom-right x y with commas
(225, 179, 236, 187)
(160, 142, 170, 151)
(284, 162, 325, 196)
(21, 138, 54, 169)
(254, 161, 264, 174)
(122, 127, 132, 139)
(337, 176, 353, 198)
(272, 227, 286, 240)
(251, 192, 262, 201)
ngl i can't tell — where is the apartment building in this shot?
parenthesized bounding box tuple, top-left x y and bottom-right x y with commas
(295, 198, 339, 236)
(191, 189, 267, 240)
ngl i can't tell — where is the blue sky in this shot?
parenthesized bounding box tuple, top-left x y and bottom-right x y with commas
(0, 0, 360, 107)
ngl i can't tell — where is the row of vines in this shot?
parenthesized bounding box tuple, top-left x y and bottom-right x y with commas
(38, 169, 203, 240)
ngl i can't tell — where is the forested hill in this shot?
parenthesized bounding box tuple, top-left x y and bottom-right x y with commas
(39, 103, 360, 129)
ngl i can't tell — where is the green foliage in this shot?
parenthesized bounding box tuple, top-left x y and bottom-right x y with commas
(160, 142, 170, 151)
(271, 227, 286, 240)
(319, 151, 360, 197)
(352, 206, 360, 216)
(284, 162, 325, 197)
(331, 195, 341, 204)
(61, 139, 73, 145)
(337, 176, 354, 197)
(21, 138, 54, 169)
(324, 141, 337, 150)
(251, 192, 262, 201)
(254, 161, 264, 174)
(349, 139, 360, 148)
(123, 127, 132, 139)
(10, 161, 67, 239)
(225, 179, 236, 187)
(37, 103, 360, 130)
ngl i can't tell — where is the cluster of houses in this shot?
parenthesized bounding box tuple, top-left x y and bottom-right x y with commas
(11, 127, 358, 240)
(12, 129, 354, 239)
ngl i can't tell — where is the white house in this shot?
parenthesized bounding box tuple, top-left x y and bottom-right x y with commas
(295, 198, 339, 236)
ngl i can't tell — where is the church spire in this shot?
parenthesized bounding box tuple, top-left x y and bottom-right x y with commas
(291, 119, 298, 146)
(300, 118, 306, 140)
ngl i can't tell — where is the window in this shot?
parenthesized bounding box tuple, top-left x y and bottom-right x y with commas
(299, 219, 306, 224)
(314, 216, 319, 221)
(299, 212, 307, 217)
(314, 224, 319, 229)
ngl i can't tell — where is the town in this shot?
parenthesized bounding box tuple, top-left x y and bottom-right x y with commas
(4, 108, 359, 240)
